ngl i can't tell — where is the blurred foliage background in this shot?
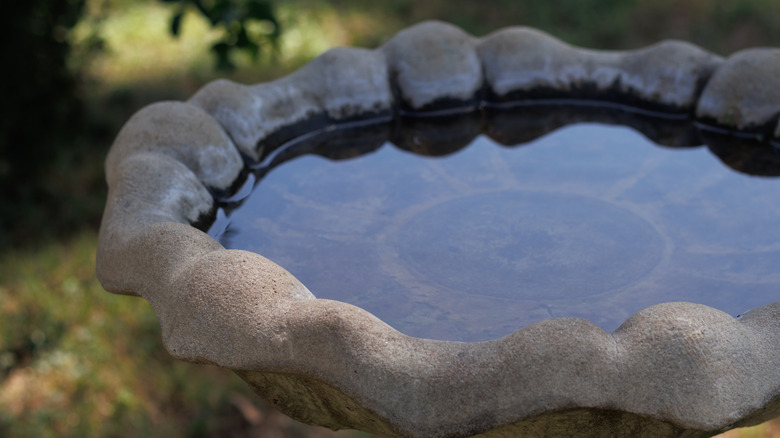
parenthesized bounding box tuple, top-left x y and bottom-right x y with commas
(1, 0, 779, 436)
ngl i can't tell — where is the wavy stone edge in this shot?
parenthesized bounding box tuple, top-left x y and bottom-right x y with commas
(97, 21, 780, 437)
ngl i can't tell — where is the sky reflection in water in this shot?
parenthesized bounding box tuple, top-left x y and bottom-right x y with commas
(215, 123, 780, 341)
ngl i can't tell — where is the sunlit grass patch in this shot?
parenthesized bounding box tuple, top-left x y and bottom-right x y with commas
(1, 233, 153, 435)
(73, 0, 220, 88)
(0, 233, 238, 436)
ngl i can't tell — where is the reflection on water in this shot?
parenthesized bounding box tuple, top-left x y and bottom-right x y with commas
(210, 115, 780, 341)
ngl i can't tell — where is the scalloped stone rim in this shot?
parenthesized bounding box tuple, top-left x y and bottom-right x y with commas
(97, 21, 780, 437)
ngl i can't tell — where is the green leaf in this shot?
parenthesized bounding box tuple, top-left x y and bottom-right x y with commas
(211, 41, 235, 71)
(170, 11, 184, 36)
(162, 0, 280, 71)
(235, 26, 260, 58)
(247, 0, 275, 20)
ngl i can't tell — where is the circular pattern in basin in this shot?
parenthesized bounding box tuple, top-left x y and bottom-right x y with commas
(388, 190, 665, 300)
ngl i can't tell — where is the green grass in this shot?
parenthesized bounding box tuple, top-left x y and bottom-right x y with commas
(0, 232, 209, 437)
(2, 0, 780, 436)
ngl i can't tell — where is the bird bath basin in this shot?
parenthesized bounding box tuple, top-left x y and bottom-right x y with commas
(97, 21, 780, 437)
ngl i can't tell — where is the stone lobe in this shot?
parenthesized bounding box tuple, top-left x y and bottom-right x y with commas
(696, 48, 780, 131)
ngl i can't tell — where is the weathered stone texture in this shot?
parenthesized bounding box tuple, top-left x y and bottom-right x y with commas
(696, 48, 780, 132)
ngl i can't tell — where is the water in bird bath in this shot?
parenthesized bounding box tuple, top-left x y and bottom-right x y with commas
(208, 115, 780, 342)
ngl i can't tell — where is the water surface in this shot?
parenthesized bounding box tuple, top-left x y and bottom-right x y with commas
(213, 123, 780, 341)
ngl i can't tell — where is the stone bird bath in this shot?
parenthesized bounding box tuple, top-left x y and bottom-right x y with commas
(97, 21, 780, 437)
